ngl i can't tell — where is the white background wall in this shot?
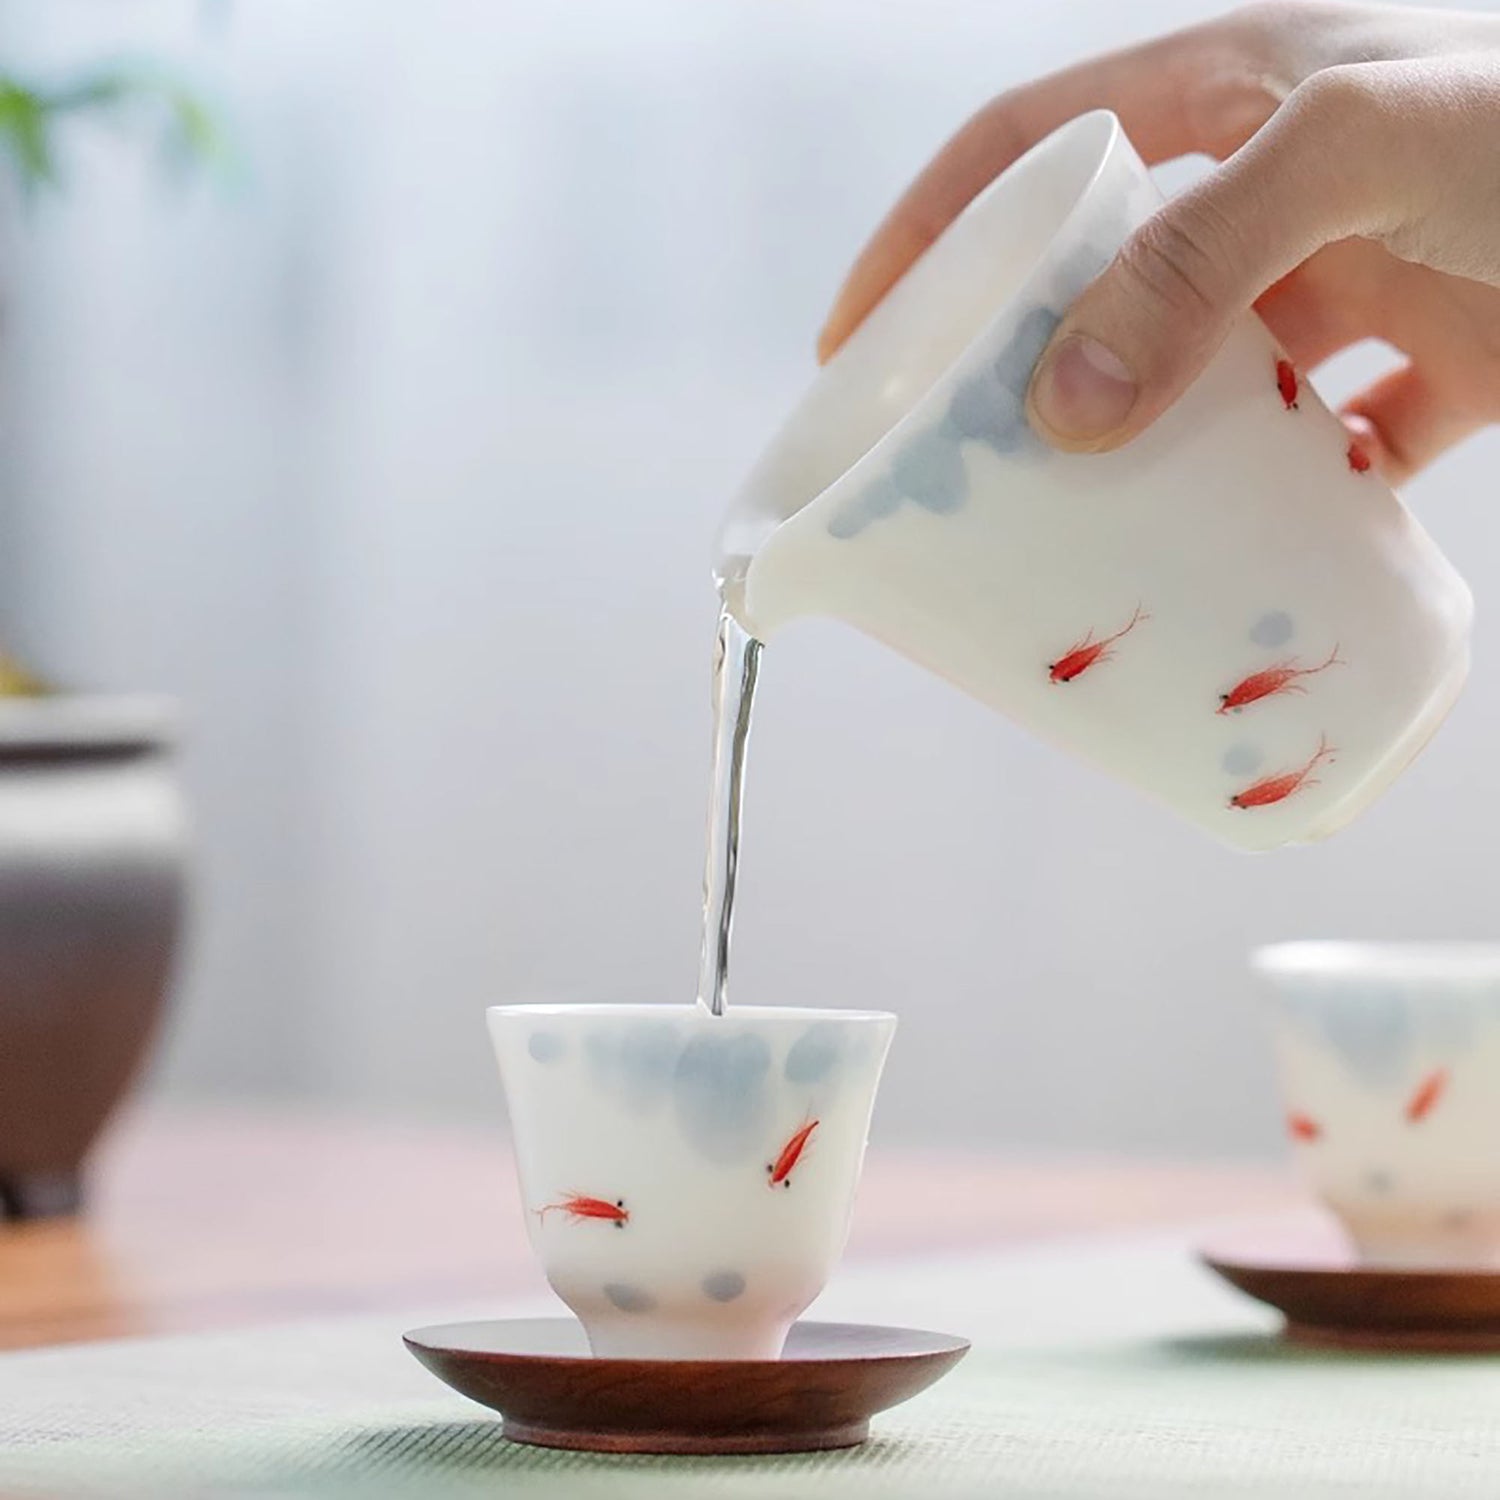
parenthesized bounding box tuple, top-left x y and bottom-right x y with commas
(2, 0, 1497, 1156)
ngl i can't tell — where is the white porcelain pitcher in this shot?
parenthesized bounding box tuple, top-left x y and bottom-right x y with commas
(718, 110, 1472, 852)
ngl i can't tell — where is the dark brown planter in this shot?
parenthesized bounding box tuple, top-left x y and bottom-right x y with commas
(0, 696, 186, 1219)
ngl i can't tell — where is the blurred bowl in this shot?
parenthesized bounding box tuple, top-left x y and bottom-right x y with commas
(0, 695, 187, 1219)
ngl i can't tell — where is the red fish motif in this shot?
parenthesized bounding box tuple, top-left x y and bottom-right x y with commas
(1217, 645, 1343, 715)
(1048, 605, 1149, 684)
(1405, 1068, 1448, 1124)
(1347, 442, 1372, 473)
(536, 1194, 629, 1227)
(1287, 1112, 1322, 1143)
(767, 1119, 819, 1188)
(1276, 358, 1299, 410)
(1228, 734, 1335, 810)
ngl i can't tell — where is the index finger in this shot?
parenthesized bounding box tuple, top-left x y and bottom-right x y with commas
(815, 21, 1263, 363)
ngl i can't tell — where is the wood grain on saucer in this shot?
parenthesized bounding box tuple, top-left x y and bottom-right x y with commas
(1203, 1221, 1500, 1352)
(404, 1317, 969, 1454)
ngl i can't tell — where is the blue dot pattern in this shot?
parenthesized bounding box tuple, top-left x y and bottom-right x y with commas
(701, 1270, 747, 1303)
(1250, 611, 1295, 648)
(1221, 743, 1263, 777)
(604, 1283, 656, 1314)
(528, 1031, 565, 1064)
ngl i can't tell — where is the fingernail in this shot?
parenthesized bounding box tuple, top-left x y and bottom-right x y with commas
(1030, 334, 1138, 444)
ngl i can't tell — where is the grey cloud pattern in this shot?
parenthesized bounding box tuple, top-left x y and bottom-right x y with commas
(1281, 984, 1481, 1087)
(578, 1020, 856, 1165)
(891, 429, 967, 514)
(827, 304, 1064, 541)
(992, 307, 1063, 397)
(585, 1020, 680, 1114)
(672, 1032, 772, 1165)
(947, 376, 1025, 449)
(784, 1022, 843, 1085)
(827, 476, 900, 540)
(1288, 988, 1417, 1087)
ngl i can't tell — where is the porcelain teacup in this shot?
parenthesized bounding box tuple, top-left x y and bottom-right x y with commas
(1254, 942, 1500, 1267)
(489, 1003, 896, 1358)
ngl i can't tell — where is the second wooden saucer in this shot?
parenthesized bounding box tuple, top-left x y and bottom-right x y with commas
(1202, 1219, 1500, 1352)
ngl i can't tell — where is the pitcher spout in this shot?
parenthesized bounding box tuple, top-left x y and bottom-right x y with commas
(721, 507, 832, 643)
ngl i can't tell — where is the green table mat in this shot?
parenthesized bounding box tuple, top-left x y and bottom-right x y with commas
(2, 1230, 1499, 1498)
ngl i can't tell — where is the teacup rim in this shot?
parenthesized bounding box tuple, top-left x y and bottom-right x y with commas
(487, 1002, 897, 1024)
(1252, 940, 1500, 982)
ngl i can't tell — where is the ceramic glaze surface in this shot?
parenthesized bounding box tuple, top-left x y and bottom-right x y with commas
(720, 111, 1472, 852)
(489, 1004, 895, 1359)
(1254, 943, 1500, 1267)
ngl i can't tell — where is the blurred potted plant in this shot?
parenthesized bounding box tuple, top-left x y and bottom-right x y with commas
(0, 61, 225, 1218)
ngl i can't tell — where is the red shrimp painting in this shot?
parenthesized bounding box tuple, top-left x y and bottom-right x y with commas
(1405, 1069, 1448, 1124)
(767, 1120, 819, 1189)
(1048, 605, 1149, 684)
(536, 1194, 629, 1227)
(1276, 358, 1299, 410)
(1283, 1071, 1450, 1149)
(1228, 734, 1335, 810)
(1217, 645, 1343, 715)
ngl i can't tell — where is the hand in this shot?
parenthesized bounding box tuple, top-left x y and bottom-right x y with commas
(816, 3, 1500, 482)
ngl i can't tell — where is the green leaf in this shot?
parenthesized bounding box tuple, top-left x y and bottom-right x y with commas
(0, 80, 57, 187)
(0, 61, 234, 192)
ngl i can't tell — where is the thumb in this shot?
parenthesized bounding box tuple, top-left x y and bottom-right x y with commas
(1026, 71, 1379, 453)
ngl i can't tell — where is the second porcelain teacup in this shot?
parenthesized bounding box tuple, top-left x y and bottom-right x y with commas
(1254, 942, 1500, 1267)
(489, 1003, 895, 1359)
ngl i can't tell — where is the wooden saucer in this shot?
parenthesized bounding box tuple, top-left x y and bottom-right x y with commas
(403, 1317, 969, 1454)
(1202, 1220, 1500, 1352)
